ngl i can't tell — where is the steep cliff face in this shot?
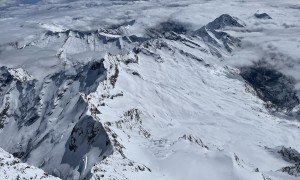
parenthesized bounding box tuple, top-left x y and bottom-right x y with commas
(0, 60, 113, 179)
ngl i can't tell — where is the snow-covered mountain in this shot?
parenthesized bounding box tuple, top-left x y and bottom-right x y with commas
(0, 0, 300, 180)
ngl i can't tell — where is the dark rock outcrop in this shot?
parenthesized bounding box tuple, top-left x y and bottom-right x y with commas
(0, 60, 113, 179)
(254, 13, 272, 19)
(277, 147, 300, 177)
(240, 63, 299, 111)
(206, 14, 244, 30)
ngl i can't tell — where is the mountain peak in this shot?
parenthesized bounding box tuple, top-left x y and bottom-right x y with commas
(206, 14, 244, 30)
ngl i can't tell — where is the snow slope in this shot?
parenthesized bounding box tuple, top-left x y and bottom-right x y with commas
(0, 0, 300, 180)
(0, 148, 59, 180)
(86, 20, 300, 180)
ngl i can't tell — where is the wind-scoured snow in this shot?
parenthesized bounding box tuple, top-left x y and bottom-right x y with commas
(0, 0, 300, 180)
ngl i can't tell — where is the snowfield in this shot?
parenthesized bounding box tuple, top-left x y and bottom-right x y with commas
(0, 0, 300, 180)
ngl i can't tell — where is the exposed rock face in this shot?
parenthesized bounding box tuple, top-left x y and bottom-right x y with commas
(240, 63, 299, 111)
(206, 14, 244, 30)
(255, 13, 272, 19)
(281, 164, 300, 177)
(193, 14, 243, 53)
(265, 146, 300, 177)
(278, 147, 300, 163)
(0, 60, 113, 179)
(276, 147, 300, 177)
